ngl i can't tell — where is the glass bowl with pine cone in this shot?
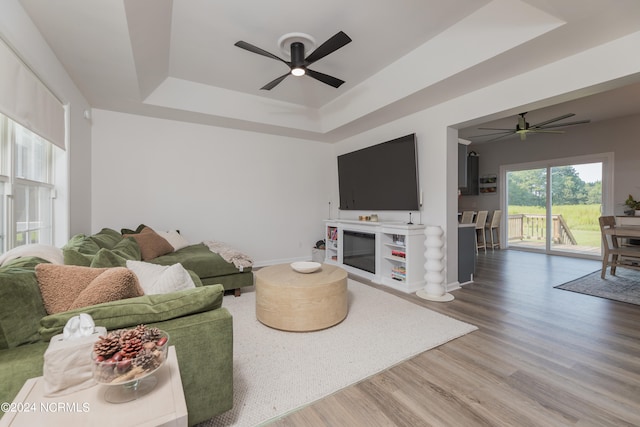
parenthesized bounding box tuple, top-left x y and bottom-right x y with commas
(91, 325, 169, 386)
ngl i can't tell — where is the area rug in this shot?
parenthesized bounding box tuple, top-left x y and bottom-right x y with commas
(555, 268, 640, 305)
(199, 279, 476, 427)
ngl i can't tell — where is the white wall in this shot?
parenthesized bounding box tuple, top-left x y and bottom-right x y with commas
(91, 110, 334, 266)
(459, 113, 640, 215)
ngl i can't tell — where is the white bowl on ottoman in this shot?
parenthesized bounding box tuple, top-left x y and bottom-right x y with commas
(290, 261, 321, 273)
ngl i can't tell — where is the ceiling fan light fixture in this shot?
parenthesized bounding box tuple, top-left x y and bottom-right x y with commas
(291, 67, 305, 77)
(235, 31, 351, 90)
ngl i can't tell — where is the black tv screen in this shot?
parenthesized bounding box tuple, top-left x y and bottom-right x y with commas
(338, 133, 420, 211)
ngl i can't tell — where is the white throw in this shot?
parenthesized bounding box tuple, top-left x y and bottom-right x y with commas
(203, 240, 253, 271)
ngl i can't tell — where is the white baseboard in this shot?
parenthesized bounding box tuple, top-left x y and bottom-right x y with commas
(253, 256, 310, 268)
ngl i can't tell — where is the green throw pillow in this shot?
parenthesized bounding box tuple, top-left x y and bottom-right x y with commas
(63, 234, 101, 254)
(0, 267, 48, 349)
(63, 249, 92, 266)
(65, 237, 141, 267)
(89, 228, 123, 249)
(121, 224, 147, 235)
(39, 284, 224, 340)
(89, 238, 141, 268)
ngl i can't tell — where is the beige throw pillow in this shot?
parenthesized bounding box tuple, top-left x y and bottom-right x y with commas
(36, 264, 143, 314)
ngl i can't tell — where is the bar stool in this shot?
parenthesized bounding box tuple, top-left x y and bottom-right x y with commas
(460, 211, 474, 224)
(485, 210, 502, 249)
(474, 210, 488, 253)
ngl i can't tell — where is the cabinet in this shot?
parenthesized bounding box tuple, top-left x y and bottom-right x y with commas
(324, 220, 425, 293)
(460, 154, 479, 196)
(458, 224, 476, 283)
(458, 143, 467, 187)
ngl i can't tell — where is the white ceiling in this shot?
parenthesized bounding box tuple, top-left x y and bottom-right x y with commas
(18, 0, 640, 142)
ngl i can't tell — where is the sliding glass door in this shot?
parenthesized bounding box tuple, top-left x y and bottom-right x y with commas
(505, 157, 606, 258)
(507, 168, 548, 251)
(550, 163, 602, 255)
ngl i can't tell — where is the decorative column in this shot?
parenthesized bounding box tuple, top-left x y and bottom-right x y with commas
(416, 225, 454, 302)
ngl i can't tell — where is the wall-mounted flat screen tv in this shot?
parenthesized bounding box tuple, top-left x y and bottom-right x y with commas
(338, 133, 420, 211)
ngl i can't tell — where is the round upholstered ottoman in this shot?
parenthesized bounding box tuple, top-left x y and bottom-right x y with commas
(255, 263, 348, 331)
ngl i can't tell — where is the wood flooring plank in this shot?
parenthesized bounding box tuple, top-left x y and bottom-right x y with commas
(269, 250, 640, 426)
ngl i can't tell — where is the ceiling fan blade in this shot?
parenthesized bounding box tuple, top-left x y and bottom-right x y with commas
(235, 41, 289, 64)
(530, 113, 575, 128)
(469, 131, 514, 138)
(261, 73, 290, 90)
(305, 31, 352, 65)
(478, 127, 515, 131)
(536, 119, 591, 129)
(527, 130, 565, 134)
(484, 133, 517, 142)
(306, 69, 345, 88)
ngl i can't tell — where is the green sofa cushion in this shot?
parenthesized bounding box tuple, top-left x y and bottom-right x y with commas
(63, 237, 141, 267)
(89, 227, 123, 249)
(0, 342, 49, 407)
(39, 284, 223, 340)
(0, 263, 48, 350)
(64, 233, 101, 254)
(90, 238, 141, 267)
(151, 243, 251, 277)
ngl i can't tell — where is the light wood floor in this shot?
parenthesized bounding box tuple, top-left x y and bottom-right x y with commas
(270, 250, 640, 426)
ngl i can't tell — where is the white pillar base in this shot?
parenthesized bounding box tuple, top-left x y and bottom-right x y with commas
(416, 289, 455, 302)
(419, 225, 454, 303)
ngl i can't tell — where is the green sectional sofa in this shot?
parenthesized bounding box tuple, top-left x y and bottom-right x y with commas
(62, 227, 254, 294)
(0, 256, 233, 426)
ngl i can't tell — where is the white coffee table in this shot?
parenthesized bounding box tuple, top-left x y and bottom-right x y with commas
(0, 346, 187, 427)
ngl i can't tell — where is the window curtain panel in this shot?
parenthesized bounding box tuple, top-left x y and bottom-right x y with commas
(0, 38, 65, 150)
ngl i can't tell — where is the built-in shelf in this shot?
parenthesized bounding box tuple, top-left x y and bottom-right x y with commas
(324, 220, 425, 293)
(479, 174, 497, 194)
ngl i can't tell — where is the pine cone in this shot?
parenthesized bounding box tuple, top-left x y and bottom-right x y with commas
(119, 328, 142, 345)
(140, 327, 162, 344)
(132, 349, 158, 370)
(93, 335, 121, 358)
(120, 337, 143, 359)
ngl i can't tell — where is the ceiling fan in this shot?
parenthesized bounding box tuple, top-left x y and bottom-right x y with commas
(470, 112, 591, 142)
(234, 31, 352, 90)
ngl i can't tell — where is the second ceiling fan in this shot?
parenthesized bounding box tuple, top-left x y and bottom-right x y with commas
(470, 112, 591, 142)
(234, 31, 352, 90)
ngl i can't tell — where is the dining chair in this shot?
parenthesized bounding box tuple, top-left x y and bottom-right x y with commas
(474, 210, 488, 253)
(599, 216, 640, 278)
(460, 211, 474, 224)
(485, 210, 502, 249)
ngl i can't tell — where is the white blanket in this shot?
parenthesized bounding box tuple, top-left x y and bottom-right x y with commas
(203, 240, 253, 271)
(0, 244, 64, 266)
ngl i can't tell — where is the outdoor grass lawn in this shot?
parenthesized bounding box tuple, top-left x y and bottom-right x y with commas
(509, 204, 601, 246)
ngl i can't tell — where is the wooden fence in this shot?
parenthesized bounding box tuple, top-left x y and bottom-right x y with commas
(508, 214, 577, 245)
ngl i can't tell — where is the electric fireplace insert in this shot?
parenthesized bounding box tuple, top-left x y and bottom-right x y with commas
(343, 230, 375, 274)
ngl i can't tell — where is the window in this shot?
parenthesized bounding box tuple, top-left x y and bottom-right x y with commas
(0, 112, 55, 252)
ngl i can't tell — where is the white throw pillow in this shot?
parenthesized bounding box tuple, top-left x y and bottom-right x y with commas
(126, 260, 196, 295)
(155, 230, 190, 251)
